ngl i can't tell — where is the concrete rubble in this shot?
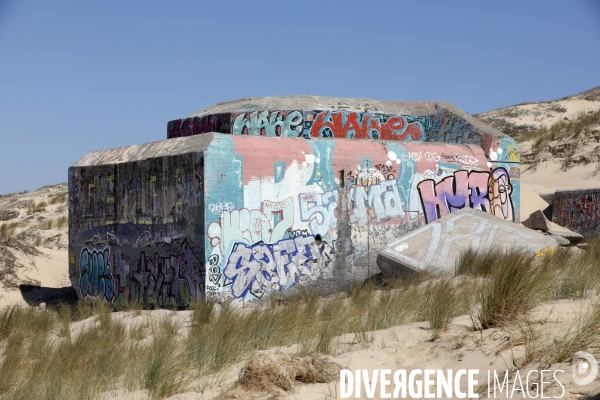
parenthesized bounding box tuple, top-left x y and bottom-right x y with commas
(521, 210, 551, 231)
(522, 209, 584, 246)
(377, 208, 558, 279)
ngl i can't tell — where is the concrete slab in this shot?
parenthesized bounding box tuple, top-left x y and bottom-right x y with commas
(522, 210, 551, 231)
(377, 208, 558, 279)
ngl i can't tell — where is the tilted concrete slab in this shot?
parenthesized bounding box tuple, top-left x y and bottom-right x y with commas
(377, 208, 557, 279)
(522, 210, 551, 231)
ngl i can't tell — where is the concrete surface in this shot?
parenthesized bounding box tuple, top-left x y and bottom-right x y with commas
(377, 208, 557, 278)
(69, 95, 522, 306)
(167, 96, 520, 165)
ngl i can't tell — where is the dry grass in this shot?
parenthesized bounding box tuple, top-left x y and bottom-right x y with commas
(544, 238, 600, 299)
(423, 277, 462, 340)
(518, 109, 600, 145)
(37, 219, 53, 230)
(225, 353, 341, 397)
(0, 237, 41, 288)
(0, 222, 21, 238)
(26, 201, 47, 215)
(34, 216, 67, 232)
(49, 193, 67, 205)
(0, 242, 600, 398)
(462, 248, 554, 329)
(56, 216, 68, 230)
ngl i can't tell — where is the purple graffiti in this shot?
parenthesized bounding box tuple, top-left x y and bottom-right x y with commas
(417, 167, 514, 223)
(129, 247, 203, 305)
(167, 114, 230, 138)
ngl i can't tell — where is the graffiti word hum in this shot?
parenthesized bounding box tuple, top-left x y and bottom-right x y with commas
(417, 167, 514, 223)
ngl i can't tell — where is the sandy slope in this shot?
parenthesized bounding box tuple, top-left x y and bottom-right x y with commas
(475, 86, 600, 135)
(0, 183, 70, 307)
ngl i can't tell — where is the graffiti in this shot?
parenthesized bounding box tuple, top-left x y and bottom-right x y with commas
(351, 224, 408, 245)
(554, 191, 600, 234)
(166, 110, 437, 143)
(381, 210, 553, 272)
(167, 114, 230, 138)
(208, 202, 235, 214)
(343, 158, 397, 187)
(223, 235, 335, 299)
(506, 144, 520, 162)
(440, 154, 479, 166)
(299, 179, 407, 236)
(233, 111, 303, 137)
(299, 191, 338, 237)
(428, 108, 483, 144)
(128, 244, 204, 305)
(489, 167, 514, 222)
(375, 163, 395, 175)
(307, 111, 424, 141)
(405, 151, 441, 163)
(350, 180, 406, 225)
(346, 167, 388, 187)
(207, 198, 294, 255)
(287, 229, 310, 238)
(80, 244, 115, 302)
(207, 254, 221, 286)
(79, 236, 204, 307)
(417, 167, 514, 223)
(136, 231, 153, 247)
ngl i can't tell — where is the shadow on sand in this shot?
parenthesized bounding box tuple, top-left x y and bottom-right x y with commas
(19, 284, 78, 309)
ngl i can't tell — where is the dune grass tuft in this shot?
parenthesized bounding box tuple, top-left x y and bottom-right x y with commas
(1, 243, 600, 398)
(468, 248, 553, 329)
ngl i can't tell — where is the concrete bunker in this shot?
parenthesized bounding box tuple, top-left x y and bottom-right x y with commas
(68, 96, 520, 306)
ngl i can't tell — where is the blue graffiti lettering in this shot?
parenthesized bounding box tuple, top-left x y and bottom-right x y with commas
(223, 235, 335, 299)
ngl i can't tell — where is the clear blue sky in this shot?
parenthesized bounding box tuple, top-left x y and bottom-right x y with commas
(1, 1, 599, 194)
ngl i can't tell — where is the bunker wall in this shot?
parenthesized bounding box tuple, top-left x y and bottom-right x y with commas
(167, 107, 520, 166)
(552, 188, 600, 237)
(203, 134, 520, 305)
(68, 141, 207, 307)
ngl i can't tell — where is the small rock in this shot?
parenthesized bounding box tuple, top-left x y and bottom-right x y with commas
(522, 210, 551, 231)
(38, 302, 46, 311)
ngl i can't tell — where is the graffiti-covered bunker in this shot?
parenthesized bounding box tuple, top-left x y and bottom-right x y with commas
(69, 96, 520, 307)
